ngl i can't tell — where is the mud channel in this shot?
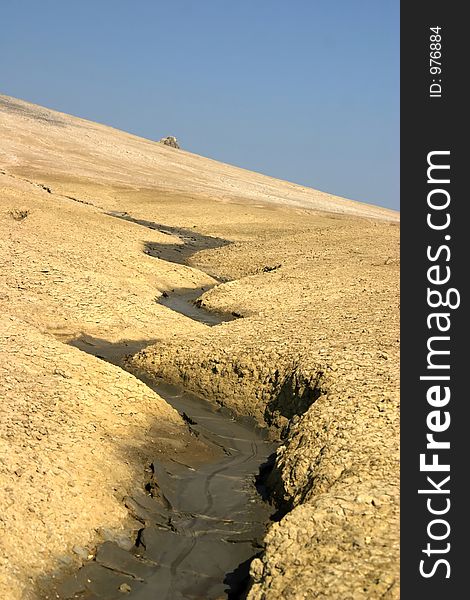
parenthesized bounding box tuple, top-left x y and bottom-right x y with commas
(55, 215, 278, 599)
(58, 369, 276, 600)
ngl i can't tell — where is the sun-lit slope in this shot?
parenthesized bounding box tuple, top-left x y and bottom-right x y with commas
(0, 93, 399, 599)
(0, 94, 398, 220)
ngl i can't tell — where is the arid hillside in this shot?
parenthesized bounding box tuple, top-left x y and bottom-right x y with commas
(1, 94, 399, 599)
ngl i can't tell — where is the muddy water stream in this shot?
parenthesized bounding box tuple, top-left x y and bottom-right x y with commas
(58, 215, 276, 599)
(59, 370, 275, 599)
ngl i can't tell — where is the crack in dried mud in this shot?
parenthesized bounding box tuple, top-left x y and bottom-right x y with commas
(1, 168, 103, 208)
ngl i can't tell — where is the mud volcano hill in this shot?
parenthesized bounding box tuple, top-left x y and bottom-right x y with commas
(0, 94, 399, 599)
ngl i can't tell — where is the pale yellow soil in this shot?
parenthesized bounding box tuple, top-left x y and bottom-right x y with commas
(1, 94, 399, 599)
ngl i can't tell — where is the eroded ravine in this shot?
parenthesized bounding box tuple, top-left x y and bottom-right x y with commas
(108, 210, 239, 325)
(55, 217, 277, 599)
(58, 367, 276, 599)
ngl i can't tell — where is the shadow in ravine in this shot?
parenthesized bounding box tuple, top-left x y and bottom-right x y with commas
(107, 211, 231, 267)
(45, 334, 278, 600)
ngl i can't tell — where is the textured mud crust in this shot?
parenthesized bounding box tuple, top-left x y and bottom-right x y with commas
(129, 349, 325, 436)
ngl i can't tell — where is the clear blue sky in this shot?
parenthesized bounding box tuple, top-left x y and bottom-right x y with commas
(1, 1, 399, 209)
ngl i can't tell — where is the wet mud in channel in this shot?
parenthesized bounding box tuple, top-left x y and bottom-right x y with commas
(58, 370, 276, 600)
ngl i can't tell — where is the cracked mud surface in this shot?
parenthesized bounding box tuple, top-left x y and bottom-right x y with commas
(1, 94, 399, 599)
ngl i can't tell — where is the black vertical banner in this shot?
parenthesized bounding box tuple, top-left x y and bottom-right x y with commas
(401, 2, 467, 598)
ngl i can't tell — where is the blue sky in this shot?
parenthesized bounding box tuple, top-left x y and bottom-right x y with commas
(1, 1, 399, 209)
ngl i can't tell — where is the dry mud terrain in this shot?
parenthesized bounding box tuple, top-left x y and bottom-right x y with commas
(0, 94, 399, 599)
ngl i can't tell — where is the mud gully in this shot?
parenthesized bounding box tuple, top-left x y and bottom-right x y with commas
(53, 215, 278, 600)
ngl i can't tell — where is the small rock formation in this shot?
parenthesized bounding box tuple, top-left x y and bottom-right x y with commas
(159, 136, 180, 149)
(9, 209, 29, 221)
